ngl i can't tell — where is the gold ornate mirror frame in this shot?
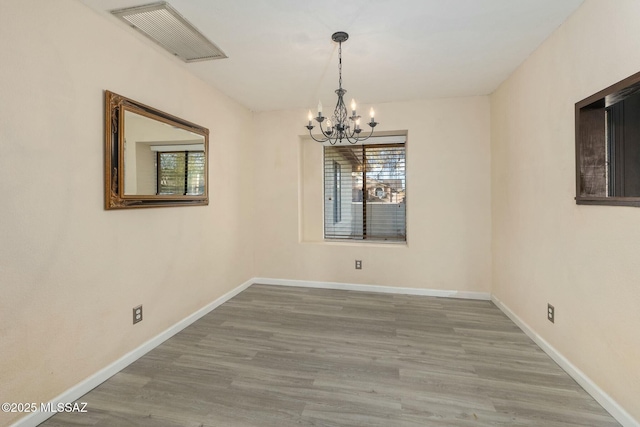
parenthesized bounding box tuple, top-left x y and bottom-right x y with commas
(105, 90, 209, 209)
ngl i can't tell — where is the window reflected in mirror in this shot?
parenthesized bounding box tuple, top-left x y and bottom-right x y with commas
(122, 110, 205, 196)
(157, 151, 205, 195)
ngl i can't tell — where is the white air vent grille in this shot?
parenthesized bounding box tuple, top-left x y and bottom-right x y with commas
(111, 2, 227, 63)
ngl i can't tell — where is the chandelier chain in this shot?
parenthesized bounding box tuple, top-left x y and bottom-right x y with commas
(338, 41, 342, 90)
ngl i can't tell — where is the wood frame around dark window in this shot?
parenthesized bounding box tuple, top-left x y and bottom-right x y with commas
(575, 70, 640, 207)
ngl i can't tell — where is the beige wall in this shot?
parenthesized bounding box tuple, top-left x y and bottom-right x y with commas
(4, 0, 637, 425)
(0, 1, 254, 425)
(253, 97, 492, 292)
(491, 0, 640, 421)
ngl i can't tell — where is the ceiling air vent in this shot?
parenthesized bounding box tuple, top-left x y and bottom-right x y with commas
(110, 2, 227, 63)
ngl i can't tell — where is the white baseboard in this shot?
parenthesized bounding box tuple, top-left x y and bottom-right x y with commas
(491, 295, 639, 427)
(253, 277, 491, 300)
(10, 278, 254, 427)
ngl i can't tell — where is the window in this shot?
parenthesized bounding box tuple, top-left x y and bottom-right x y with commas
(323, 136, 406, 241)
(157, 151, 205, 195)
(576, 70, 640, 206)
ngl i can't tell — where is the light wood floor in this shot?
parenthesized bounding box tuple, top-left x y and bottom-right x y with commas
(42, 284, 620, 426)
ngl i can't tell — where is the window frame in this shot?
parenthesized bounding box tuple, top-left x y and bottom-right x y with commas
(323, 137, 406, 242)
(575, 70, 640, 207)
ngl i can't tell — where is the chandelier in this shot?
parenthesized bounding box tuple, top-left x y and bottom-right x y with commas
(306, 31, 378, 145)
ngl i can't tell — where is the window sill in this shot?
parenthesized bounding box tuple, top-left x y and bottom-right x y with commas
(301, 239, 408, 248)
(576, 196, 640, 207)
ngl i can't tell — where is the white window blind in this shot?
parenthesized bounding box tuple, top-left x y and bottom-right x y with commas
(323, 136, 406, 241)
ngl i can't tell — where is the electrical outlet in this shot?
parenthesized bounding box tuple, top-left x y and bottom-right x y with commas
(355, 260, 362, 270)
(133, 305, 143, 324)
(547, 303, 554, 323)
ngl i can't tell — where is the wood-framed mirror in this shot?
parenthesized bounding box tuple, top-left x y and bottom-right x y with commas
(105, 90, 209, 209)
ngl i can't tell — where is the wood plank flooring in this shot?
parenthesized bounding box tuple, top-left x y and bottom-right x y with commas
(41, 284, 620, 426)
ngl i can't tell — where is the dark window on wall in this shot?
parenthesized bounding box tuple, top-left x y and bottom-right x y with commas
(157, 151, 205, 195)
(607, 93, 640, 197)
(576, 71, 640, 206)
(323, 136, 406, 241)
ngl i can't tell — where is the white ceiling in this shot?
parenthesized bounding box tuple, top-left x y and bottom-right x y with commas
(80, 0, 584, 112)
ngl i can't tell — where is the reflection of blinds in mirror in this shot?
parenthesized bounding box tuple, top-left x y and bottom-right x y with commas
(324, 139, 406, 241)
(157, 151, 205, 195)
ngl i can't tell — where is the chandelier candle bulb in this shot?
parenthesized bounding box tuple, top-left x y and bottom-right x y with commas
(308, 110, 313, 127)
(317, 101, 323, 117)
(370, 107, 375, 120)
(351, 98, 357, 116)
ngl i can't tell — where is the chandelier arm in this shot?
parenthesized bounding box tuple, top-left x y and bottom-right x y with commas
(343, 127, 371, 144)
(308, 119, 337, 143)
(316, 118, 325, 135)
(308, 120, 332, 143)
(317, 118, 333, 139)
(358, 126, 376, 141)
(307, 130, 329, 143)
